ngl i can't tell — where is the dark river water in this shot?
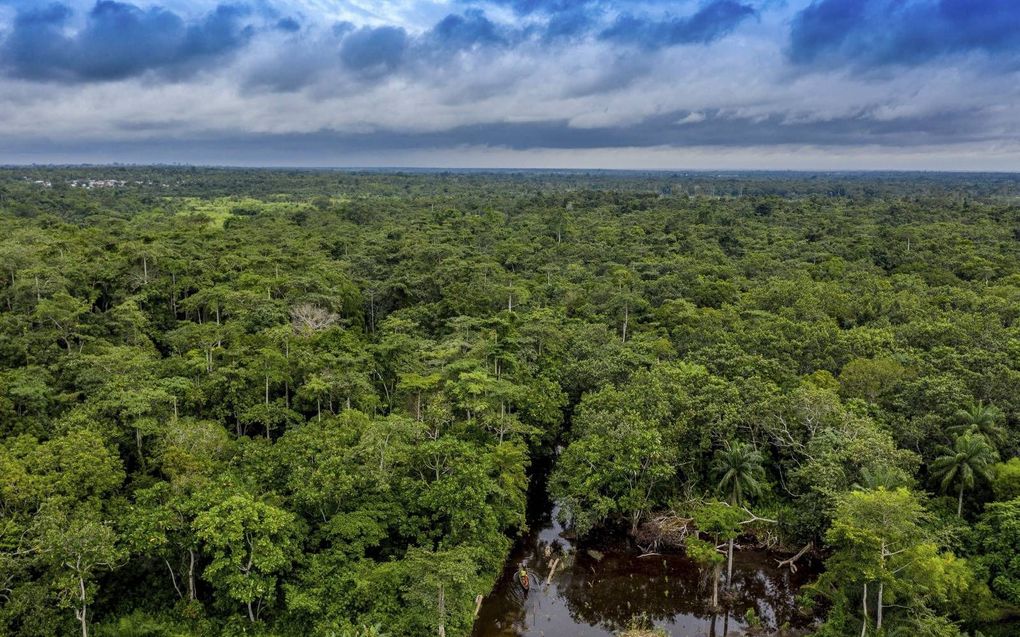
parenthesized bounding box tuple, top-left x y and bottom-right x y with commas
(472, 468, 821, 637)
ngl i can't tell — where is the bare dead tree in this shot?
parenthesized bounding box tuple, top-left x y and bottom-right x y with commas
(290, 303, 339, 335)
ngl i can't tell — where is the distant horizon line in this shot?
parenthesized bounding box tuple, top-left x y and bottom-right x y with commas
(3, 164, 1020, 176)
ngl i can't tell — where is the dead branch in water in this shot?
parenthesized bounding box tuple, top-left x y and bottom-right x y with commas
(776, 542, 813, 573)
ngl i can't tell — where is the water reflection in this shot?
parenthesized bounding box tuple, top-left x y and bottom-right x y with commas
(473, 502, 819, 637)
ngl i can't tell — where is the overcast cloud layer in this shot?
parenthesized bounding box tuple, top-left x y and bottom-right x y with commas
(1, 0, 1019, 169)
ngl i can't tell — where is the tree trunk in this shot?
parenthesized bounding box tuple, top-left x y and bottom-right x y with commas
(437, 583, 446, 637)
(727, 537, 734, 587)
(76, 607, 88, 637)
(188, 550, 196, 600)
(247, 600, 255, 623)
(876, 580, 883, 632)
(861, 581, 868, 637)
(957, 484, 965, 517)
(165, 559, 183, 599)
(77, 575, 89, 637)
(712, 564, 720, 608)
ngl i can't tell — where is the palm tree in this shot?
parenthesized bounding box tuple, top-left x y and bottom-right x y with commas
(949, 400, 1004, 445)
(931, 433, 998, 517)
(853, 465, 908, 491)
(712, 441, 765, 587)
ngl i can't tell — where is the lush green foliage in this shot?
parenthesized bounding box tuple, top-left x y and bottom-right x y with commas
(1, 168, 1018, 636)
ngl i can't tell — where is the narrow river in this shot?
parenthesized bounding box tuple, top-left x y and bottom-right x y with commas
(473, 464, 821, 637)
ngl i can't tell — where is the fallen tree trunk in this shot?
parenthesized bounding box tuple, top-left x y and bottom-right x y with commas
(545, 558, 560, 585)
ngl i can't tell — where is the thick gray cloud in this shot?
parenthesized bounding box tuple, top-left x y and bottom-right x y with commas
(339, 25, 408, 75)
(0, 0, 1018, 168)
(789, 0, 1020, 71)
(0, 2, 255, 81)
(600, 1, 756, 49)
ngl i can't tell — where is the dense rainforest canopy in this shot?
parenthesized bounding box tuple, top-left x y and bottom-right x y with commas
(1, 167, 1018, 637)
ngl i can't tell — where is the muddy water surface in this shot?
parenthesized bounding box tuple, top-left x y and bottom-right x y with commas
(473, 488, 821, 637)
